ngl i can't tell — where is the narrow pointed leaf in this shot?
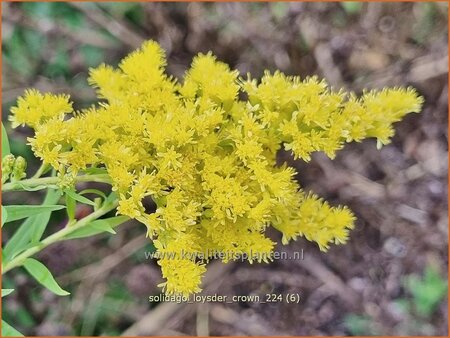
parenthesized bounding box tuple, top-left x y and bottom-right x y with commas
(65, 192, 76, 221)
(90, 219, 117, 234)
(23, 258, 70, 296)
(64, 189, 96, 206)
(64, 215, 129, 240)
(30, 189, 62, 243)
(2, 205, 8, 227)
(105, 191, 118, 205)
(17, 183, 52, 191)
(2, 122, 10, 158)
(4, 204, 65, 223)
(79, 188, 107, 200)
(2, 289, 14, 297)
(2, 320, 23, 337)
(3, 189, 60, 263)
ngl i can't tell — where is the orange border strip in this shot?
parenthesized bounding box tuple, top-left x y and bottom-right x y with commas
(1, 0, 450, 2)
(0, 1, 448, 338)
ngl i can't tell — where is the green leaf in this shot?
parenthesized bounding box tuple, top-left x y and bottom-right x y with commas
(90, 219, 117, 234)
(64, 189, 96, 206)
(65, 215, 129, 240)
(2, 320, 24, 337)
(3, 189, 61, 262)
(2, 122, 11, 158)
(79, 188, 107, 200)
(2, 289, 14, 297)
(2, 205, 8, 227)
(405, 265, 448, 317)
(4, 204, 65, 223)
(341, 2, 363, 14)
(105, 191, 118, 205)
(270, 2, 289, 21)
(17, 183, 52, 191)
(343, 314, 374, 335)
(65, 191, 76, 221)
(30, 190, 63, 243)
(9, 242, 39, 261)
(23, 258, 70, 296)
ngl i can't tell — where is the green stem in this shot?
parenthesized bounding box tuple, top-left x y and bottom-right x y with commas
(2, 200, 119, 274)
(31, 163, 50, 179)
(1, 174, 112, 192)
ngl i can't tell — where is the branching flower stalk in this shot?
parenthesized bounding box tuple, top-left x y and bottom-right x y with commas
(2, 173, 111, 192)
(4, 40, 423, 296)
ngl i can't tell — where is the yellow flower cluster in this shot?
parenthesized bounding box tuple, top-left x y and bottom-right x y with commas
(10, 40, 423, 296)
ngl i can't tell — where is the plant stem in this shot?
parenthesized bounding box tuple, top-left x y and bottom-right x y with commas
(31, 163, 50, 179)
(2, 200, 120, 274)
(1, 174, 112, 192)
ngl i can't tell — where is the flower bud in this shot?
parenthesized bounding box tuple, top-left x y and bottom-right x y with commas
(2, 154, 16, 183)
(11, 156, 27, 181)
(57, 171, 75, 190)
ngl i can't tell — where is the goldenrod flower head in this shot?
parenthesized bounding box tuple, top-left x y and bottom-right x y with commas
(9, 89, 72, 129)
(10, 40, 423, 296)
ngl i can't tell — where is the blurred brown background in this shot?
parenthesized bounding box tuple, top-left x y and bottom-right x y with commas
(1, 1, 448, 336)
